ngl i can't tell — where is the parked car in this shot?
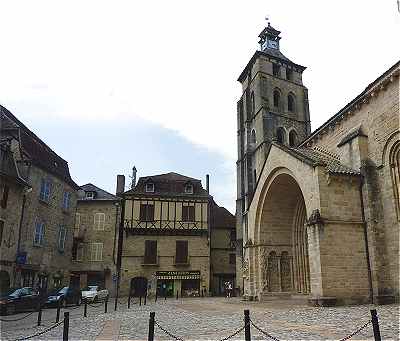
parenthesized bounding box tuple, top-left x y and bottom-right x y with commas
(81, 286, 109, 303)
(45, 287, 82, 307)
(0, 287, 41, 315)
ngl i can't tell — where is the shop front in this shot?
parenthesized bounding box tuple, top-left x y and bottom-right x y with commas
(156, 271, 201, 297)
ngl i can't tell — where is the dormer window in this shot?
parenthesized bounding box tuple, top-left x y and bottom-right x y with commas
(184, 184, 194, 194)
(85, 191, 94, 200)
(145, 183, 155, 193)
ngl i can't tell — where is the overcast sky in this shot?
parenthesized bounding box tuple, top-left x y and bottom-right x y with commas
(1, 0, 399, 212)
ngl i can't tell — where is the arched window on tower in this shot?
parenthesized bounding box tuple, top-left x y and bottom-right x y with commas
(288, 93, 296, 112)
(250, 129, 256, 145)
(251, 91, 255, 115)
(389, 141, 400, 220)
(273, 89, 281, 110)
(289, 130, 298, 147)
(276, 127, 286, 145)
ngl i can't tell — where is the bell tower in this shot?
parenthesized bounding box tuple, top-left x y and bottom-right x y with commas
(236, 22, 311, 249)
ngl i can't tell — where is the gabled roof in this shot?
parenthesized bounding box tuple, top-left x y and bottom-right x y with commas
(273, 143, 360, 176)
(125, 172, 209, 197)
(211, 201, 235, 229)
(0, 105, 79, 189)
(79, 183, 120, 201)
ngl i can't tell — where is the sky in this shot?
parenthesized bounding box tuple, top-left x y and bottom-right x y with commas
(1, 0, 399, 213)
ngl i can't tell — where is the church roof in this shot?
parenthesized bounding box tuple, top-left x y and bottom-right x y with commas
(273, 143, 360, 176)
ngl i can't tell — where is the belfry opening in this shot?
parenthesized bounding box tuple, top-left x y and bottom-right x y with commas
(257, 173, 310, 296)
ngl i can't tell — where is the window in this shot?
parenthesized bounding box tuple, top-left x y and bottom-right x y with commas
(175, 240, 188, 264)
(230, 229, 236, 243)
(0, 220, 4, 247)
(76, 244, 84, 261)
(182, 205, 195, 222)
(277, 128, 286, 145)
(229, 253, 236, 265)
(57, 226, 67, 252)
(62, 191, 71, 210)
(85, 191, 94, 199)
(250, 129, 256, 145)
(289, 130, 298, 147)
(90, 243, 103, 261)
(145, 183, 154, 193)
(75, 213, 81, 230)
(34, 221, 45, 246)
(184, 184, 193, 194)
(94, 213, 105, 230)
(273, 63, 281, 77)
(250, 91, 255, 114)
(288, 93, 296, 112)
(390, 141, 400, 220)
(39, 179, 52, 202)
(144, 240, 157, 264)
(139, 204, 155, 222)
(273, 90, 281, 109)
(0, 185, 9, 209)
(286, 68, 293, 81)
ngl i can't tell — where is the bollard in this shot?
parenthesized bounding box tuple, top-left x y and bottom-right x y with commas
(176, 290, 178, 300)
(84, 299, 87, 318)
(114, 296, 118, 312)
(63, 312, 69, 341)
(201, 289, 204, 298)
(244, 309, 251, 341)
(139, 296, 142, 306)
(144, 295, 147, 305)
(371, 309, 382, 341)
(128, 293, 131, 309)
(155, 291, 158, 303)
(37, 302, 42, 326)
(148, 311, 155, 341)
(164, 291, 167, 301)
(105, 297, 108, 313)
(56, 299, 61, 323)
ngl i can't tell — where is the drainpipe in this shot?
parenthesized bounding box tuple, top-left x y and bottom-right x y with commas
(359, 175, 374, 304)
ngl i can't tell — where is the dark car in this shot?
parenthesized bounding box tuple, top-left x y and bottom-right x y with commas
(0, 287, 41, 315)
(45, 286, 81, 307)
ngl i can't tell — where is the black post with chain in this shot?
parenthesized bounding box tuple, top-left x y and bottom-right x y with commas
(56, 300, 61, 323)
(244, 310, 251, 341)
(148, 312, 155, 341)
(371, 309, 382, 341)
(84, 299, 87, 317)
(37, 303, 42, 326)
(63, 312, 69, 341)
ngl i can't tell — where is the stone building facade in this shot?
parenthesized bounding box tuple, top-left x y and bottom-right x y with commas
(119, 172, 211, 297)
(0, 142, 29, 293)
(70, 183, 120, 296)
(210, 201, 236, 296)
(0, 106, 79, 292)
(236, 24, 399, 305)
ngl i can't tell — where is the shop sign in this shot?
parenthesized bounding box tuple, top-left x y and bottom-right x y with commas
(156, 270, 200, 280)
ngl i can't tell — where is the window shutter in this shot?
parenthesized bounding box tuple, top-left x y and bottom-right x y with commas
(189, 206, 195, 221)
(140, 205, 146, 221)
(144, 240, 157, 264)
(182, 206, 188, 221)
(147, 205, 154, 221)
(176, 240, 188, 264)
(140, 204, 154, 222)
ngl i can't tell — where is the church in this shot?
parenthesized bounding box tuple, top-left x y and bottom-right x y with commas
(236, 23, 399, 305)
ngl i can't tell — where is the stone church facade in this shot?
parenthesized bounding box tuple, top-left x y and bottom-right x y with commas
(236, 23, 399, 305)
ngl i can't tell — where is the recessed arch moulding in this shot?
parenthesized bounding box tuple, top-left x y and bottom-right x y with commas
(244, 145, 370, 305)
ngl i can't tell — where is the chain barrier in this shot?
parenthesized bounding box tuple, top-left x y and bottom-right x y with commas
(338, 320, 372, 341)
(117, 299, 128, 305)
(87, 302, 104, 308)
(154, 320, 184, 341)
(0, 311, 36, 323)
(217, 323, 246, 341)
(10, 320, 63, 341)
(250, 319, 281, 341)
(64, 304, 82, 310)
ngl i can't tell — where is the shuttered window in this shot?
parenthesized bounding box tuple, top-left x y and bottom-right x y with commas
(94, 213, 105, 230)
(34, 221, 45, 246)
(175, 240, 188, 264)
(57, 225, 67, 252)
(39, 179, 52, 202)
(90, 243, 103, 261)
(182, 206, 195, 222)
(140, 204, 154, 222)
(144, 240, 157, 264)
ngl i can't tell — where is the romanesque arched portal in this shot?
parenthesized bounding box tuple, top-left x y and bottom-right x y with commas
(258, 173, 310, 295)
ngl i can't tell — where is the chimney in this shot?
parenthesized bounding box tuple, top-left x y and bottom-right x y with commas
(206, 174, 210, 194)
(116, 175, 125, 197)
(131, 166, 137, 189)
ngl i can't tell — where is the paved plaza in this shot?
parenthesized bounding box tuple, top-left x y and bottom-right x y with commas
(0, 297, 399, 340)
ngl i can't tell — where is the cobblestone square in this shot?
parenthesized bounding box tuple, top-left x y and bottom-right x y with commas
(0, 297, 399, 340)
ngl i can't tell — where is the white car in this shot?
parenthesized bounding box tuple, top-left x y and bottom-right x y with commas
(81, 286, 109, 303)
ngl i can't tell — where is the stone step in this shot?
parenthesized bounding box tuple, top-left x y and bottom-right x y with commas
(260, 292, 310, 302)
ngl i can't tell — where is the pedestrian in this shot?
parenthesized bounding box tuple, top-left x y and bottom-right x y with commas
(227, 282, 232, 298)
